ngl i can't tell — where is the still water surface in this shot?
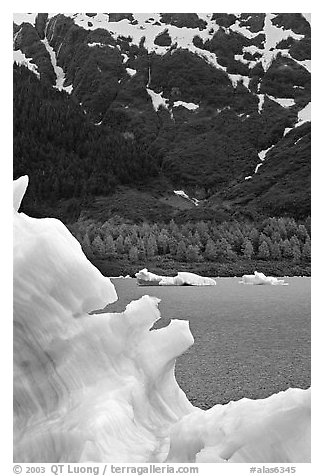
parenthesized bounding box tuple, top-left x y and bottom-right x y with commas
(103, 277, 311, 409)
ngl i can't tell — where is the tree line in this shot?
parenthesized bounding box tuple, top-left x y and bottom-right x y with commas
(68, 216, 311, 264)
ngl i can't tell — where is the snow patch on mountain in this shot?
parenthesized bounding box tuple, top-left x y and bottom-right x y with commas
(284, 102, 311, 136)
(268, 96, 295, 108)
(258, 94, 265, 113)
(88, 42, 113, 48)
(147, 88, 169, 112)
(42, 38, 72, 93)
(173, 101, 199, 110)
(126, 68, 137, 77)
(261, 14, 304, 71)
(13, 50, 40, 78)
(13, 13, 37, 26)
(174, 190, 199, 206)
(228, 74, 250, 89)
(298, 102, 311, 124)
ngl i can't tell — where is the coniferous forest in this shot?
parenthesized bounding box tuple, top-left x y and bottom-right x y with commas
(13, 63, 310, 277)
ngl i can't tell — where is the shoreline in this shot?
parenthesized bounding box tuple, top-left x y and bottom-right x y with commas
(91, 257, 311, 279)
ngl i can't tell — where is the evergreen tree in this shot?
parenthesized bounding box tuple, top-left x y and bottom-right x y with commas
(129, 245, 139, 263)
(249, 227, 259, 250)
(92, 235, 105, 256)
(270, 241, 282, 260)
(81, 232, 93, 258)
(297, 224, 308, 242)
(281, 239, 294, 259)
(104, 234, 116, 257)
(138, 239, 146, 261)
(292, 244, 301, 262)
(124, 235, 132, 253)
(115, 235, 125, 254)
(216, 238, 235, 260)
(186, 245, 200, 262)
(302, 238, 311, 261)
(258, 241, 270, 259)
(169, 238, 178, 257)
(176, 240, 187, 261)
(242, 239, 254, 259)
(146, 235, 158, 258)
(157, 231, 169, 255)
(204, 238, 218, 261)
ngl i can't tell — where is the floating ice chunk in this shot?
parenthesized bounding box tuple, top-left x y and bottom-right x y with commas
(167, 387, 310, 463)
(13, 175, 29, 212)
(135, 268, 162, 285)
(240, 271, 288, 285)
(135, 268, 216, 286)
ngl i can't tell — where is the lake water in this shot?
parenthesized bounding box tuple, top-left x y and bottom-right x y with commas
(102, 277, 311, 410)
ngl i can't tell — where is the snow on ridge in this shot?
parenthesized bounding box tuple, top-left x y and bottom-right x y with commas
(298, 102, 311, 124)
(88, 42, 114, 48)
(261, 13, 304, 71)
(126, 68, 137, 77)
(301, 13, 311, 25)
(268, 96, 295, 108)
(173, 100, 199, 110)
(284, 102, 311, 137)
(13, 50, 40, 78)
(227, 74, 250, 89)
(42, 38, 72, 94)
(13, 13, 37, 26)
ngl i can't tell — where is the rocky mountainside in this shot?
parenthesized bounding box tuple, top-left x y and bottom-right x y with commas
(13, 13, 311, 222)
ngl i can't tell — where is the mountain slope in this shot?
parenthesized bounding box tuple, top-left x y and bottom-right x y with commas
(13, 13, 311, 221)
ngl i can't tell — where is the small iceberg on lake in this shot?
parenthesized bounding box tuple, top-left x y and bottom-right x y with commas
(240, 271, 288, 286)
(135, 268, 216, 286)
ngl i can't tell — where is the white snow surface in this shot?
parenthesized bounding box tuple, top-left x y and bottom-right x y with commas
(13, 50, 40, 78)
(147, 88, 169, 112)
(258, 145, 274, 162)
(13, 13, 37, 26)
(261, 14, 304, 71)
(298, 102, 311, 125)
(13, 13, 309, 95)
(126, 67, 137, 77)
(13, 178, 310, 462)
(268, 96, 295, 108)
(42, 38, 72, 93)
(174, 190, 199, 206)
(135, 268, 216, 286)
(241, 271, 288, 286)
(173, 101, 199, 110)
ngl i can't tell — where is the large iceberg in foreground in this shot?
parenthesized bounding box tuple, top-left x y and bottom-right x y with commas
(135, 268, 216, 286)
(241, 271, 288, 285)
(13, 176, 310, 463)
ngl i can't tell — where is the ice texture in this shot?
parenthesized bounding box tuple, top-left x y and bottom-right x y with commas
(241, 271, 288, 285)
(135, 268, 216, 286)
(13, 177, 309, 463)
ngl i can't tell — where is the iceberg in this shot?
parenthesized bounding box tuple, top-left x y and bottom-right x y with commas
(241, 271, 288, 285)
(13, 177, 309, 463)
(135, 268, 216, 286)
